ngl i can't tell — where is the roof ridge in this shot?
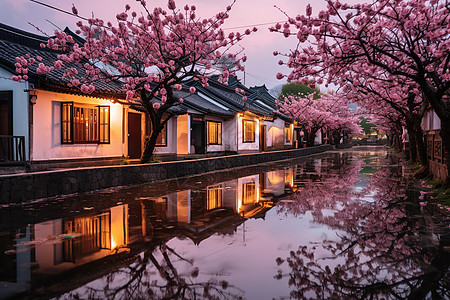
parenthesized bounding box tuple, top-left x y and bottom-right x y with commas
(0, 23, 49, 49)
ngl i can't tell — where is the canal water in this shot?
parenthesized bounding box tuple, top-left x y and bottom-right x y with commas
(0, 147, 449, 299)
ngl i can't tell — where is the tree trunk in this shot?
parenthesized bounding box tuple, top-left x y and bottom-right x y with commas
(412, 121, 428, 167)
(141, 129, 160, 163)
(333, 131, 341, 145)
(406, 121, 418, 163)
(308, 128, 319, 147)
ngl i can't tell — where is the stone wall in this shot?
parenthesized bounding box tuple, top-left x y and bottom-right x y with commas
(0, 145, 334, 204)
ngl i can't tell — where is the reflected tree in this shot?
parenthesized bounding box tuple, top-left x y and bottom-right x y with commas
(65, 243, 243, 299)
(275, 161, 450, 299)
(277, 154, 362, 216)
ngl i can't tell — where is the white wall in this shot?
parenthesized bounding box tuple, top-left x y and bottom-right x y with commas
(32, 90, 123, 161)
(177, 114, 189, 155)
(422, 109, 441, 131)
(223, 118, 237, 152)
(154, 117, 178, 155)
(237, 116, 259, 152)
(264, 118, 285, 149)
(0, 68, 30, 159)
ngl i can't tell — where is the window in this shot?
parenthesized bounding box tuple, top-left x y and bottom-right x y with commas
(156, 124, 167, 146)
(207, 185, 222, 210)
(207, 121, 222, 145)
(285, 125, 292, 144)
(243, 120, 256, 143)
(243, 182, 256, 204)
(61, 102, 110, 144)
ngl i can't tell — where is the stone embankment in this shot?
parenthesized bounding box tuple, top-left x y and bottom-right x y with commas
(0, 145, 334, 204)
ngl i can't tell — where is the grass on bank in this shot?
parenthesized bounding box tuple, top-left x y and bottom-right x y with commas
(428, 179, 450, 207)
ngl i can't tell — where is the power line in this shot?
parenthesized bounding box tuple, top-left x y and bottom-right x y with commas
(224, 21, 285, 30)
(244, 71, 281, 86)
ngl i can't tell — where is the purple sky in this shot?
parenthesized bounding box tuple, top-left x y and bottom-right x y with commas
(1, 0, 354, 89)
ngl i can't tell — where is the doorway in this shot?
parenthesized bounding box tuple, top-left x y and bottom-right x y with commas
(0, 91, 13, 135)
(259, 125, 266, 152)
(191, 117, 205, 154)
(128, 112, 142, 159)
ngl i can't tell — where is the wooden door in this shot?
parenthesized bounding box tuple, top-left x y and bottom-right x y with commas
(128, 113, 141, 159)
(259, 125, 266, 152)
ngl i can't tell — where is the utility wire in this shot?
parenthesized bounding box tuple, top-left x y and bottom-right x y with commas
(31, 0, 284, 31)
(224, 20, 285, 30)
(244, 71, 281, 86)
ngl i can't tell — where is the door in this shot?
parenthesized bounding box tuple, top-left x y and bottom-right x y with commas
(259, 125, 266, 152)
(0, 91, 13, 135)
(191, 117, 205, 154)
(128, 113, 141, 159)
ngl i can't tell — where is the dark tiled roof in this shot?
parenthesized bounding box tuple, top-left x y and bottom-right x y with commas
(249, 85, 278, 108)
(0, 23, 125, 99)
(174, 89, 236, 117)
(198, 78, 273, 117)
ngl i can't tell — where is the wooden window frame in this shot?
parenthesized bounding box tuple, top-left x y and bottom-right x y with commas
(285, 125, 292, 144)
(99, 106, 110, 144)
(155, 124, 167, 147)
(242, 182, 256, 204)
(61, 102, 110, 144)
(243, 120, 256, 143)
(207, 121, 222, 145)
(207, 184, 223, 210)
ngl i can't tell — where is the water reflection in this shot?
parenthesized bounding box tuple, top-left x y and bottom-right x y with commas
(0, 150, 449, 299)
(275, 153, 450, 299)
(0, 164, 296, 299)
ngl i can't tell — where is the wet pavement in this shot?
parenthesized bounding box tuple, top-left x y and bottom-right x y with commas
(0, 147, 449, 299)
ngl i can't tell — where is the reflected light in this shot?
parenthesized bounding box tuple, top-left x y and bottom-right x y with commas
(256, 186, 260, 203)
(111, 236, 117, 250)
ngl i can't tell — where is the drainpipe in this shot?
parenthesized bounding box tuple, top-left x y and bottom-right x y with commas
(236, 115, 239, 154)
(27, 83, 36, 171)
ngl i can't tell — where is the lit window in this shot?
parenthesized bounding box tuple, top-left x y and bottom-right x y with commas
(243, 182, 256, 204)
(285, 125, 292, 144)
(207, 185, 223, 210)
(207, 121, 222, 145)
(156, 124, 167, 146)
(243, 120, 256, 143)
(61, 102, 110, 144)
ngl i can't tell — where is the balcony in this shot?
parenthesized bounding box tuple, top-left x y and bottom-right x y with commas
(0, 135, 26, 165)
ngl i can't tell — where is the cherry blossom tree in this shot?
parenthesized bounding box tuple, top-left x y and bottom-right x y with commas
(360, 107, 404, 151)
(272, 0, 450, 178)
(13, 0, 254, 162)
(346, 76, 429, 165)
(276, 93, 360, 146)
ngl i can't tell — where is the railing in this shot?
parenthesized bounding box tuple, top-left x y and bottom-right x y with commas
(424, 130, 447, 165)
(0, 135, 26, 164)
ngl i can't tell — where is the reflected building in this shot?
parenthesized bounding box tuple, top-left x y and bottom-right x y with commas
(0, 205, 129, 299)
(0, 168, 296, 299)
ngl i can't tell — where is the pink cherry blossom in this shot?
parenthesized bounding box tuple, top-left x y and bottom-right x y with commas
(13, 0, 252, 162)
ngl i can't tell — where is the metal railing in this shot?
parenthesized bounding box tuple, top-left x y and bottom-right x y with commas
(0, 135, 26, 164)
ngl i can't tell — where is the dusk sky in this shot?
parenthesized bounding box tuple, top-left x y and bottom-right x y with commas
(0, 0, 368, 89)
